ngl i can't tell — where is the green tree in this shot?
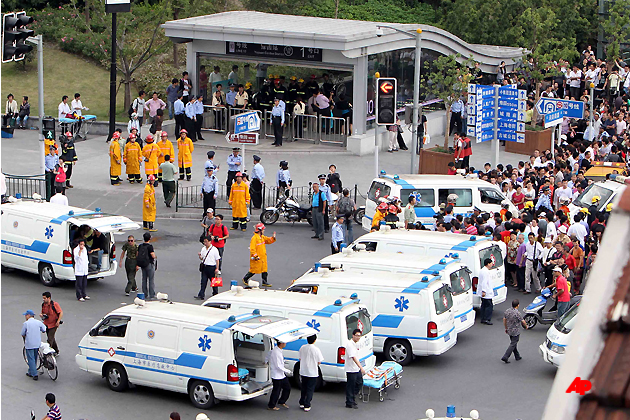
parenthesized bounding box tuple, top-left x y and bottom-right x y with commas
(601, 0, 630, 62)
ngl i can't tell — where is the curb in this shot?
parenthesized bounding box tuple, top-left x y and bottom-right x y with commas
(192, 141, 350, 155)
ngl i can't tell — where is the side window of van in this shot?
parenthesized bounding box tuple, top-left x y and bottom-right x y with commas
(95, 316, 130, 338)
(368, 182, 391, 202)
(287, 285, 318, 294)
(401, 189, 435, 207)
(357, 241, 377, 252)
(479, 188, 505, 205)
(438, 189, 472, 207)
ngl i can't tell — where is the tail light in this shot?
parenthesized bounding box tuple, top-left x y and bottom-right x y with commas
(227, 364, 239, 381)
(427, 321, 438, 338)
(111, 244, 116, 259)
(337, 347, 346, 364)
(63, 250, 73, 265)
(471, 276, 479, 293)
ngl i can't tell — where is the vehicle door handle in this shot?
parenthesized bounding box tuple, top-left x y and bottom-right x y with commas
(117, 346, 125, 350)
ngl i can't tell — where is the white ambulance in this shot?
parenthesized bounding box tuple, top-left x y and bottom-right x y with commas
(288, 268, 457, 365)
(1, 200, 139, 285)
(75, 299, 317, 409)
(203, 287, 376, 386)
(539, 302, 580, 368)
(568, 174, 627, 221)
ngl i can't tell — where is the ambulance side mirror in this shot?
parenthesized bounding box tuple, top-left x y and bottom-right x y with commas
(89, 328, 98, 337)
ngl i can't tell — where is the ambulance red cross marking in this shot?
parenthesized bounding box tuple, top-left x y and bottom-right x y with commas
(108, 347, 116, 357)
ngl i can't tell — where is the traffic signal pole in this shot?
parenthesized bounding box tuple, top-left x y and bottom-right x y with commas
(37, 34, 44, 180)
(108, 12, 117, 141)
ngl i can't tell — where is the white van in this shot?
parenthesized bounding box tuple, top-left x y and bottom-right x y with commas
(76, 300, 317, 409)
(315, 250, 474, 333)
(1, 200, 139, 286)
(569, 175, 627, 221)
(288, 268, 457, 365)
(350, 230, 507, 307)
(203, 287, 376, 385)
(362, 173, 518, 230)
(539, 302, 580, 368)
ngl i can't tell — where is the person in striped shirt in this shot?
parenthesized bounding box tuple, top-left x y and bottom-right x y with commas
(43, 393, 61, 420)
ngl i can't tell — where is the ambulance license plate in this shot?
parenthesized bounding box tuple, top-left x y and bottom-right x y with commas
(444, 333, 450, 342)
(460, 314, 467, 323)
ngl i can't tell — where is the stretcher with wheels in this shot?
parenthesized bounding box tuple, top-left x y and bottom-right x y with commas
(359, 361, 402, 402)
(58, 114, 97, 139)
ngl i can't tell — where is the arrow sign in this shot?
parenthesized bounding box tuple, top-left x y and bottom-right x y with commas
(467, 104, 475, 115)
(475, 120, 494, 131)
(497, 109, 525, 122)
(497, 98, 526, 111)
(497, 120, 525, 132)
(497, 130, 525, 143)
(379, 81, 394, 93)
(498, 87, 527, 100)
(466, 126, 476, 137)
(476, 130, 493, 143)
(535, 98, 584, 119)
(234, 112, 261, 134)
(467, 115, 476, 126)
(476, 88, 495, 98)
(468, 84, 477, 94)
(544, 109, 564, 128)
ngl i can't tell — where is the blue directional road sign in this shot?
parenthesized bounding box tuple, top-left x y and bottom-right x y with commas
(498, 87, 527, 100)
(535, 98, 584, 119)
(497, 130, 525, 143)
(477, 130, 494, 142)
(497, 120, 525, 132)
(234, 112, 261, 134)
(497, 109, 525, 121)
(475, 119, 494, 132)
(544, 109, 564, 128)
(497, 97, 526, 111)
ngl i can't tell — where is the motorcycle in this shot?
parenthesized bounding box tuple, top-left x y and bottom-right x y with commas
(260, 193, 312, 225)
(523, 287, 582, 328)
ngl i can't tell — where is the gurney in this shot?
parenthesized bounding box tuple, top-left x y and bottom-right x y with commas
(58, 114, 97, 139)
(359, 361, 402, 402)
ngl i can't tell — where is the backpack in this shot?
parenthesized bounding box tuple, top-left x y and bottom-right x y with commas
(149, 119, 157, 134)
(42, 300, 63, 324)
(128, 98, 137, 118)
(337, 197, 353, 216)
(136, 243, 150, 267)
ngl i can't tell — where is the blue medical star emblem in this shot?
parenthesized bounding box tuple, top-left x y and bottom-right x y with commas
(394, 296, 409, 312)
(307, 319, 321, 332)
(198, 335, 212, 352)
(45, 226, 54, 239)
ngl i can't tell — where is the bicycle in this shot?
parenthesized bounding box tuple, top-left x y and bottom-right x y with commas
(23, 342, 58, 381)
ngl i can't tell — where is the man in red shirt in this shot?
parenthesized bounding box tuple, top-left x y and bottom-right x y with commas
(40, 291, 63, 355)
(561, 244, 576, 271)
(207, 214, 229, 275)
(447, 162, 458, 175)
(453, 132, 472, 170)
(552, 267, 571, 317)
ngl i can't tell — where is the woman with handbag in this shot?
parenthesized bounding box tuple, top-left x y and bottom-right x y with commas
(195, 236, 221, 300)
(396, 118, 409, 150)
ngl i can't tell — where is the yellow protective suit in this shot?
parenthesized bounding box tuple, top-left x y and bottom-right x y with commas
(177, 137, 194, 168)
(249, 232, 276, 274)
(229, 181, 250, 218)
(371, 210, 386, 229)
(157, 139, 175, 166)
(109, 140, 121, 177)
(143, 183, 156, 222)
(124, 142, 142, 175)
(142, 142, 162, 175)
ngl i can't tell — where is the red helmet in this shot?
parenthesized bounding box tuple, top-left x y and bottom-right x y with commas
(255, 223, 265, 231)
(128, 133, 136, 139)
(388, 204, 397, 213)
(148, 174, 156, 181)
(179, 129, 188, 134)
(65, 131, 73, 138)
(112, 132, 120, 139)
(161, 131, 168, 138)
(145, 134, 154, 142)
(377, 202, 388, 211)
(235, 172, 243, 177)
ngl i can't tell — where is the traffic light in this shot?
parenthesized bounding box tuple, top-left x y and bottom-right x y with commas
(2, 11, 34, 63)
(42, 117, 56, 140)
(375, 77, 397, 125)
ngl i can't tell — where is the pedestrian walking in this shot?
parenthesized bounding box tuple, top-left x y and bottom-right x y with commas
(109, 132, 122, 185)
(242, 223, 276, 287)
(205, 150, 219, 174)
(200, 167, 218, 218)
(73, 238, 89, 302)
(250, 155, 265, 209)
(501, 299, 529, 363)
(136, 232, 157, 300)
(177, 129, 194, 181)
(200, 208, 214, 240)
(525, 232, 543, 293)
(311, 183, 326, 240)
(21, 309, 46, 380)
(124, 135, 143, 184)
(157, 132, 175, 183)
(195, 236, 221, 299)
(298, 335, 324, 412)
(40, 291, 63, 355)
(551, 267, 571, 317)
(318, 174, 332, 232)
(143, 175, 157, 232)
(159, 154, 178, 208)
(276, 161, 292, 199)
(336, 188, 356, 243)
(142, 134, 162, 183)
(345, 329, 366, 409)
(43, 393, 62, 419)
(331, 215, 345, 254)
(207, 214, 229, 275)
(226, 148, 243, 197)
(326, 164, 342, 194)
(228, 172, 250, 231)
(60, 131, 77, 189)
(478, 258, 494, 325)
(119, 235, 139, 296)
(266, 340, 292, 410)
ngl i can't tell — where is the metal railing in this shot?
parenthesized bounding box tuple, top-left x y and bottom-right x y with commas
(263, 110, 291, 140)
(2, 173, 45, 199)
(202, 105, 228, 132)
(176, 181, 231, 212)
(291, 114, 318, 143)
(319, 116, 349, 145)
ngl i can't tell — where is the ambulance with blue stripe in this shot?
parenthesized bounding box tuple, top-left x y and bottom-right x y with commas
(1, 201, 139, 286)
(349, 230, 507, 307)
(203, 287, 375, 386)
(315, 250, 474, 334)
(76, 300, 317, 409)
(288, 267, 457, 365)
(362, 173, 517, 230)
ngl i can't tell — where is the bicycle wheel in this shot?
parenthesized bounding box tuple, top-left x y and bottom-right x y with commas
(23, 347, 43, 370)
(45, 355, 58, 381)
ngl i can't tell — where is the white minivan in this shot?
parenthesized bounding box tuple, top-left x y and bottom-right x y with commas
(539, 302, 580, 368)
(350, 230, 507, 307)
(203, 287, 376, 386)
(569, 175, 627, 222)
(362, 173, 518, 230)
(76, 300, 317, 409)
(315, 250, 474, 333)
(288, 268, 457, 365)
(1, 200, 139, 286)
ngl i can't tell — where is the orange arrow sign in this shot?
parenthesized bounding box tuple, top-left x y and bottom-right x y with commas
(379, 81, 394, 93)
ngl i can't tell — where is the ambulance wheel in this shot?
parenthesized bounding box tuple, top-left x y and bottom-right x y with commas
(38, 263, 57, 287)
(292, 363, 324, 391)
(189, 380, 215, 409)
(105, 363, 128, 392)
(524, 314, 537, 329)
(384, 339, 412, 366)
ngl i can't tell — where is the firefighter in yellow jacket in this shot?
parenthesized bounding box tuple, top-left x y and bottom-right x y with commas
(142, 134, 162, 182)
(177, 129, 194, 181)
(124, 134, 143, 183)
(143, 175, 157, 232)
(228, 172, 250, 231)
(109, 132, 122, 185)
(157, 131, 175, 182)
(242, 223, 276, 287)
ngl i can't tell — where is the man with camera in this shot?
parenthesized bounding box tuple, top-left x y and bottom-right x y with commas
(40, 292, 63, 356)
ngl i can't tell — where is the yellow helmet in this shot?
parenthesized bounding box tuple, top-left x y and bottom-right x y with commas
(298, 78, 304, 83)
(268, 74, 274, 79)
(591, 195, 601, 203)
(606, 203, 613, 212)
(580, 207, 590, 214)
(290, 75, 297, 81)
(245, 82, 252, 88)
(524, 201, 534, 209)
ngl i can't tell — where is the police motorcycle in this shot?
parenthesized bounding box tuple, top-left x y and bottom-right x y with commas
(523, 285, 582, 328)
(260, 188, 313, 225)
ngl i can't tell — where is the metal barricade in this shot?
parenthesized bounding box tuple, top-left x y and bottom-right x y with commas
(228, 108, 263, 134)
(176, 182, 232, 212)
(319, 116, 348, 145)
(202, 105, 228, 133)
(291, 114, 318, 143)
(3, 173, 45, 199)
(263, 110, 291, 140)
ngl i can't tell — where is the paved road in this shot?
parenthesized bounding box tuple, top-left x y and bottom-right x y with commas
(1, 131, 552, 420)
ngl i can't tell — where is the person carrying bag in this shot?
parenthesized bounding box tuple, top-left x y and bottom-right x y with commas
(196, 236, 221, 300)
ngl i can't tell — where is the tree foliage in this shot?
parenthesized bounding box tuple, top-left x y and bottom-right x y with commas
(601, 0, 630, 62)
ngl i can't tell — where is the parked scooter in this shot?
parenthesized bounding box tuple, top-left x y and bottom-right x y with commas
(523, 287, 582, 328)
(260, 193, 312, 225)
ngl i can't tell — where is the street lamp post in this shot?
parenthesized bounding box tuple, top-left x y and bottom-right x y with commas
(376, 25, 422, 174)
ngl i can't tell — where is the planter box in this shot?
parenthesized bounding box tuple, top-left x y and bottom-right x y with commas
(505, 128, 552, 155)
(418, 148, 454, 174)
